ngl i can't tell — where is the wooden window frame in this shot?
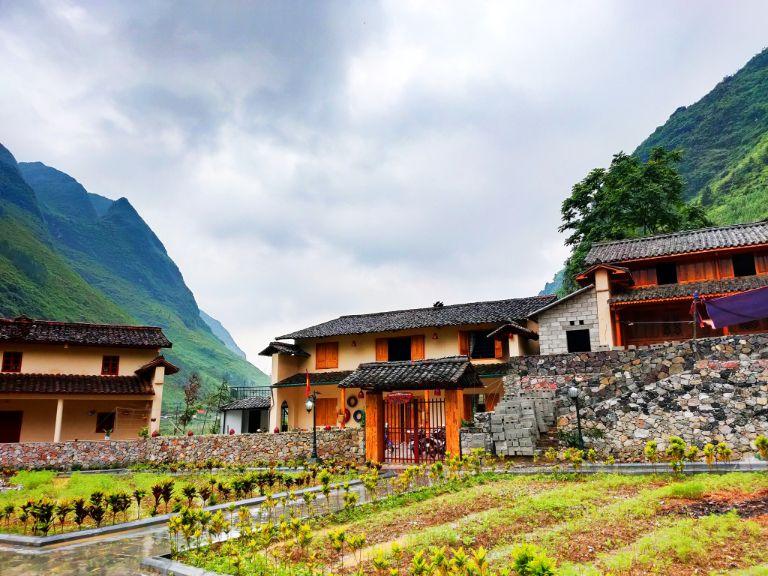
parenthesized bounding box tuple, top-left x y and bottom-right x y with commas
(101, 355, 120, 376)
(1, 351, 22, 373)
(315, 342, 339, 369)
(95, 411, 116, 433)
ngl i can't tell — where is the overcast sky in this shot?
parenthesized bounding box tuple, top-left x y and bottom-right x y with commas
(1, 1, 767, 373)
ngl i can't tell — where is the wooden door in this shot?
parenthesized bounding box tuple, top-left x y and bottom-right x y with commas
(0, 411, 22, 443)
(314, 398, 337, 427)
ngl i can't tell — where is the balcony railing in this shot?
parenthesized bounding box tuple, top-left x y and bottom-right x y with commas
(228, 386, 273, 402)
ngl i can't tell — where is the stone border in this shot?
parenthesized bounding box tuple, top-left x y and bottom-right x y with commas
(142, 555, 218, 576)
(0, 478, 363, 549)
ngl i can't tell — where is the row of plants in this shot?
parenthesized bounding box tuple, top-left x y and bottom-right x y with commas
(171, 451, 499, 575)
(0, 465, 357, 536)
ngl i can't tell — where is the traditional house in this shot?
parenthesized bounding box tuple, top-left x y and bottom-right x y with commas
(0, 316, 177, 443)
(260, 295, 554, 462)
(532, 221, 768, 353)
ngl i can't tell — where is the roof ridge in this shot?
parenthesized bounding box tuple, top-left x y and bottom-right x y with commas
(590, 220, 768, 248)
(336, 295, 556, 320)
(0, 317, 165, 331)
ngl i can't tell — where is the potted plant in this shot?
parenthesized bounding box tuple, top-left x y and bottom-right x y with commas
(104, 428, 112, 441)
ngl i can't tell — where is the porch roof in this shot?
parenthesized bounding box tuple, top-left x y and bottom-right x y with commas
(273, 370, 353, 388)
(338, 356, 482, 392)
(221, 395, 272, 411)
(609, 274, 768, 305)
(0, 373, 155, 395)
(258, 341, 310, 357)
(485, 321, 539, 340)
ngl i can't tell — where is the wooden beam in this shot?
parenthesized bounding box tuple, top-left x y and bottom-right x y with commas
(444, 389, 463, 457)
(364, 391, 385, 463)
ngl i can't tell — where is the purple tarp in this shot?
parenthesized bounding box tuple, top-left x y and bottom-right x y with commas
(704, 286, 768, 329)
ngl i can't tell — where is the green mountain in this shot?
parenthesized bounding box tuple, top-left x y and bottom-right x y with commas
(0, 143, 267, 405)
(200, 310, 247, 359)
(635, 47, 768, 225)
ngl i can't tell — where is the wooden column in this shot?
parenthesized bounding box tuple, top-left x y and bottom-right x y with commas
(53, 398, 64, 443)
(444, 389, 463, 457)
(365, 391, 385, 463)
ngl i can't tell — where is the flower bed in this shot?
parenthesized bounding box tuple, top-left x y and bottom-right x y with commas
(166, 454, 768, 575)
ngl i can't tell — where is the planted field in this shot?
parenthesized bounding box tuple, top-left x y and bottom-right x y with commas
(174, 470, 768, 576)
(0, 464, 357, 536)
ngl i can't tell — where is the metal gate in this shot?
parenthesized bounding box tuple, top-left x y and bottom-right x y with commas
(384, 393, 445, 464)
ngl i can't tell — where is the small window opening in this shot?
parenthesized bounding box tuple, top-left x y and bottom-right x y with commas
(732, 253, 756, 277)
(101, 355, 120, 376)
(656, 262, 678, 285)
(387, 337, 412, 361)
(95, 412, 116, 433)
(566, 329, 592, 353)
(1, 351, 22, 373)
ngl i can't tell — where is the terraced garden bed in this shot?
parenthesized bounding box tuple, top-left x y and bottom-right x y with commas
(168, 469, 768, 576)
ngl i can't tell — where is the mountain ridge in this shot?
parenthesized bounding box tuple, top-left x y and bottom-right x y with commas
(0, 143, 267, 404)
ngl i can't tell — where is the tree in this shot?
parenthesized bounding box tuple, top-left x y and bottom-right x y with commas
(559, 147, 710, 293)
(203, 377, 232, 434)
(177, 373, 202, 432)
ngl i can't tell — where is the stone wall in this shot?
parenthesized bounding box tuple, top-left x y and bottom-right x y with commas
(0, 429, 364, 470)
(536, 287, 605, 356)
(497, 333, 768, 459)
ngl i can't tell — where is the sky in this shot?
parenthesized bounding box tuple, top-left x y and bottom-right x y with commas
(1, 1, 767, 373)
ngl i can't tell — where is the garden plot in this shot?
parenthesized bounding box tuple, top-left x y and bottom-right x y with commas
(167, 467, 768, 576)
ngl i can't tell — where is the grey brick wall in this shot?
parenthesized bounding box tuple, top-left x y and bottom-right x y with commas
(537, 287, 605, 355)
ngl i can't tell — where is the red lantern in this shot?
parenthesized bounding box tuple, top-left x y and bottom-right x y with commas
(358, 390, 365, 399)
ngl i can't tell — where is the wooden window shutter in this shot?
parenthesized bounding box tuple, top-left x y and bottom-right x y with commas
(375, 338, 388, 362)
(328, 342, 338, 368)
(316, 342, 339, 369)
(719, 257, 735, 279)
(410, 335, 426, 361)
(756, 253, 768, 275)
(494, 338, 503, 359)
(458, 331, 469, 356)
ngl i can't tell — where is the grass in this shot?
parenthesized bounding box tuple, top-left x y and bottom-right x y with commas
(177, 472, 768, 575)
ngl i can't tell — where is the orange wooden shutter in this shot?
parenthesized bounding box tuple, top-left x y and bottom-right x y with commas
(756, 253, 768, 275)
(410, 335, 425, 360)
(315, 398, 337, 426)
(375, 338, 388, 361)
(458, 331, 469, 356)
(328, 342, 338, 368)
(494, 338, 503, 359)
(315, 343, 326, 369)
(719, 257, 734, 278)
(633, 268, 657, 286)
(316, 342, 339, 369)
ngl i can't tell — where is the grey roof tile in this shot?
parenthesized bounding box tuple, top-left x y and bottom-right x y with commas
(276, 296, 556, 340)
(338, 356, 482, 391)
(585, 221, 768, 265)
(610, 275, 768, 304)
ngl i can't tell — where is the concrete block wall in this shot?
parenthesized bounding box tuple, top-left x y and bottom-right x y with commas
(537, 287, 606, 355)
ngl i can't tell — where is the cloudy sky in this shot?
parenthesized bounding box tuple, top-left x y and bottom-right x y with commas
(1, 1, 767, 372)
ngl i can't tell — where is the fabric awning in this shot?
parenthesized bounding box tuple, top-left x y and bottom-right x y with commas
(704, 286, 768, 329)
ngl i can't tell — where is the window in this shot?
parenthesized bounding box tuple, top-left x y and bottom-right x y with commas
(314, 398, 338, 427)
(732, 253, 756, 277)
(1, 351, 22, 373)
(101, 355, 120, 376)
(566, 329, 591, 353)
(656, 262, 678, 285)
(387, 337, 412, 361)
(95, 412, 116, 433)
(280, 401, 289, 432)
(468, 331, 496, 359)
(315, 342, 339, 369)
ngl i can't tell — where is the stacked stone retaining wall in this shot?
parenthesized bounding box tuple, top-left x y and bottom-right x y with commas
(0, 429, 364, 470)
(495, 333, 768, 459)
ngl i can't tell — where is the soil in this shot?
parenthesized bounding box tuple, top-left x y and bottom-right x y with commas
(667, 489, 768, 519)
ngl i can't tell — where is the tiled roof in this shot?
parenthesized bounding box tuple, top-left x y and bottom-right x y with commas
(259, 341, 310, 357)
(273, 370, 353, 388)
(585, 221, 768, 265)
(610, 275, 768, 304)
(134, 356, 180, 377)
(338, 356, 482, 391)
(528, 285, 595, 317)
(0, 373, 155, 395)
(472, 362, 509, 377)
(486, 321, 539, 340)
(277, 296, 557, 340)
(221, 395, 272, 411)
(0, 316, 171, 348)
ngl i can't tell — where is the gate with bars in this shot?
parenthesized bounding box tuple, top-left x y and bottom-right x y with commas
(383, 393, 446, 464)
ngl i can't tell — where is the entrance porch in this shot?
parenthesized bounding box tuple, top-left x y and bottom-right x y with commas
(338, 356, 482, 464)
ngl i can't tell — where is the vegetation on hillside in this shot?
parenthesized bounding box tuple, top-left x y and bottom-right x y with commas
(0, 143, 267, 405)
(559, 148, 709, 294)
(635, 46, 768, 224)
